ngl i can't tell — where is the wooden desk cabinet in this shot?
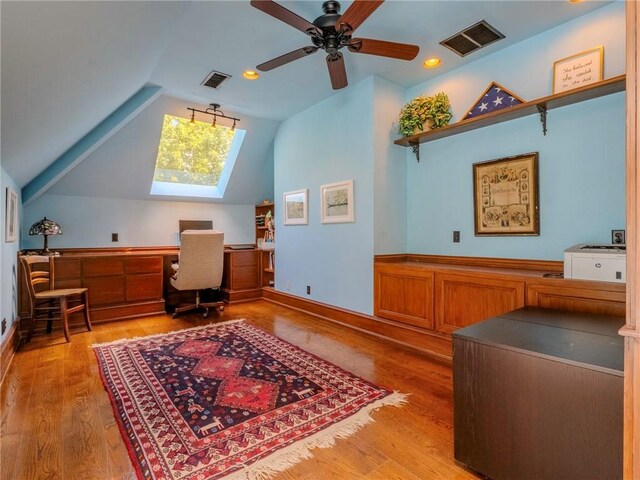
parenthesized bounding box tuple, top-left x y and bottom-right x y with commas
(19, 252, 165, 335)
(222, 250, 263, 303)
(453, 307, 624, 480)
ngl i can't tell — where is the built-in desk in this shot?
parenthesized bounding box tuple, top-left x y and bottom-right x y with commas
(453, 307, 624, 480)
(18, 246, 265, 336)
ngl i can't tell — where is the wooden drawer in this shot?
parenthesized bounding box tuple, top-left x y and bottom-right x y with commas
(435, 272, 525, 334)
(231, 251, 259, 267)
(83, 277, 125, 306)
(232, 266, 261, 290)
(527, 283, 626, 317)
(54, 258, 81, 280)
(83, 258, 125, 277)
(126, 274, 163, 302)
(126, 256, 162, 274)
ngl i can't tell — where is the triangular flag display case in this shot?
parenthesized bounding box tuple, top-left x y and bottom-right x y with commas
(462, 82, 525, 120)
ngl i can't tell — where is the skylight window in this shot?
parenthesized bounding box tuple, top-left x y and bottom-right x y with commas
(150, 114, 245, 198)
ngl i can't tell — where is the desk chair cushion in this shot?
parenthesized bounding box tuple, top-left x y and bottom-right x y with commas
(170, 230, 224, 291)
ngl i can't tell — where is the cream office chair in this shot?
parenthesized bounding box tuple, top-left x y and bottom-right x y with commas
(170, 230, 225, 318)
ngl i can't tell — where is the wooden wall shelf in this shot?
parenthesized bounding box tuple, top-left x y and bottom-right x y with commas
(394, 75, 626, 160)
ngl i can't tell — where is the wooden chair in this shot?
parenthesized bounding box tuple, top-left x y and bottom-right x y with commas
(20, 255, 92, 342)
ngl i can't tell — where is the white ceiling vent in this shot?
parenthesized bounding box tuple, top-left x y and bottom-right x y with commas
(440, 20, 505, 57)
(202, 70, 231, 89)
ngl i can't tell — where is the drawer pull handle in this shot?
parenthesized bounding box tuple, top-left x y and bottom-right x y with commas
(595, 263, 602, 268)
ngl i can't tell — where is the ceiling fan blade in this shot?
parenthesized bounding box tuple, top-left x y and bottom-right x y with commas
(250, 0, 321, 37)
(348, 38, 419, 61)
(257, 46, 319, 72)
(326, 53, 348, 90)
(336, 0, 384, 34)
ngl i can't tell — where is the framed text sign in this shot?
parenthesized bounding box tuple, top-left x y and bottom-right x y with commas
(473, 153, 539, 236)
(553, 46, 604, 94)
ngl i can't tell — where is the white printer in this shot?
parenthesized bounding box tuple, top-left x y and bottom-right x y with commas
(564, 243, 626, 283)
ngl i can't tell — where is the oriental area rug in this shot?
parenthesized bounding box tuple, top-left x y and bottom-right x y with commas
(93, 319, 406, 480)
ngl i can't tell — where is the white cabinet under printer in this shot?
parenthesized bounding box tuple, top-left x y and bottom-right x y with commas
(564, 244, 626, 283)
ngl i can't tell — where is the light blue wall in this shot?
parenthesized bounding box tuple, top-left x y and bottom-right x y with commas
(405, 1, 625, 260)
(22, 195, 255, 250)
(1, 167, 21, 344)
(373, 77, 407, 254)
(274, 77, 375, 314)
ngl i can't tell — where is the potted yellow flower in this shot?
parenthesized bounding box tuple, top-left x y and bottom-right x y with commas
(398, 92, 452, 137)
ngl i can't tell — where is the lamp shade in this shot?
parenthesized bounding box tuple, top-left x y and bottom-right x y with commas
(29, 217, 63, 254)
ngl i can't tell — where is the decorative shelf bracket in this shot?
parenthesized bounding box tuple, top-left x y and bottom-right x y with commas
(537, 104, 548, 136)
(410, 141, 420, 162)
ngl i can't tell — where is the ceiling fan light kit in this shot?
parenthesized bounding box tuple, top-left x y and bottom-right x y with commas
(251, 0, 419, 90)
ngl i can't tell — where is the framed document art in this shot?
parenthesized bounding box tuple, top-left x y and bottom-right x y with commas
(283, 189, 308, 225)
(553, 46, 603, 94)
(473, 153, 539, 236)
(5, 187, 18, 242)
(321, 180, 354, 224)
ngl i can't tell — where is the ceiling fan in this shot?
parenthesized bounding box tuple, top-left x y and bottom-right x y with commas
(250, 0, 420, 90)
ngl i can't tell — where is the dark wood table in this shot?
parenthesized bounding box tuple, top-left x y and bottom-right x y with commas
(453, 306, 624, 480)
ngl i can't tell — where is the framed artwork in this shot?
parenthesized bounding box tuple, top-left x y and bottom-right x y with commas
(5, 187, 18, 242)
(463, 82, 525, 120)
(283, 188, 308, 225)
(321, 180, 354, 224)
(473, 153, 539, 236)
(553, 46, 604, 94)
(611, 229, 626, 245)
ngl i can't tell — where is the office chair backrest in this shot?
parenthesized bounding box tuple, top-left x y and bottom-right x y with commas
(174, 230, 224, 291)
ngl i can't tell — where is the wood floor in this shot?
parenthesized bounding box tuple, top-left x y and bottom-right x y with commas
(1, 300, 480, 480)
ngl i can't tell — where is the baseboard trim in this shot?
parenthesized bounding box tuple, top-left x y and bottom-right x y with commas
(262, 289, 452, 363)
(1, 318, 21, 385)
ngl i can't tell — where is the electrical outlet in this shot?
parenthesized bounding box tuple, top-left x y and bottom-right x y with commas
(112, 233, 119, 242)
(1, 318, 6, 335)
(306, 285, 311, 295)
(453, 231, 460, 243)
(285, 280, 290, 291)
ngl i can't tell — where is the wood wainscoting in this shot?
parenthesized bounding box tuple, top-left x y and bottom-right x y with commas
(0, 319, 20, 384)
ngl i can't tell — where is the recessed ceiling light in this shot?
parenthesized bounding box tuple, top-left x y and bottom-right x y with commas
(568, 0, 584, 3)
(243, 70, 260, 80)
(423, 58, 442, 69)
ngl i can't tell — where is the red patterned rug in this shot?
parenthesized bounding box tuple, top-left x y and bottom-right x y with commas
(93, 319, 406, 480)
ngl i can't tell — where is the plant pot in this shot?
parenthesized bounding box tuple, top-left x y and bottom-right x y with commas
(413, 119, 434, 135)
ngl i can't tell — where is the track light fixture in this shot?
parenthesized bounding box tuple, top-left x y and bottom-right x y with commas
(187, 104, 240, 130)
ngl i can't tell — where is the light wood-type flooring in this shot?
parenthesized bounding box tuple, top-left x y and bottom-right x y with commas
(1, 300, 480, 480)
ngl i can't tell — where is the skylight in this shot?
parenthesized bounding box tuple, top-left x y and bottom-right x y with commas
(150, 114, 245, 198)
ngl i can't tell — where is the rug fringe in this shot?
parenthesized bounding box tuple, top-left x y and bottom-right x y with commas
(226, 391, 409, 480)
(91, 318, 246, 347)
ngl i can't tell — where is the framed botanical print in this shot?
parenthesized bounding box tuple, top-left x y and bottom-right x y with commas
(320, 180, 354, 224)
(5, 187, 18, 243)
(283, 188, 308, 225)
(473, 153, 539, 236)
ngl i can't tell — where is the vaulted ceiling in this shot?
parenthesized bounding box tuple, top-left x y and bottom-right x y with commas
(1, 0, 611, 190)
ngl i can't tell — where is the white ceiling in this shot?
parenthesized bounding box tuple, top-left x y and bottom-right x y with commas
(1, 0, 611, 188)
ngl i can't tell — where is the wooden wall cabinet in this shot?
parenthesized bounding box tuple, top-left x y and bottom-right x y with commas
(374, 264, 434, 329)
(374, 255, 626, 338)
(434, 272, 525, 334)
